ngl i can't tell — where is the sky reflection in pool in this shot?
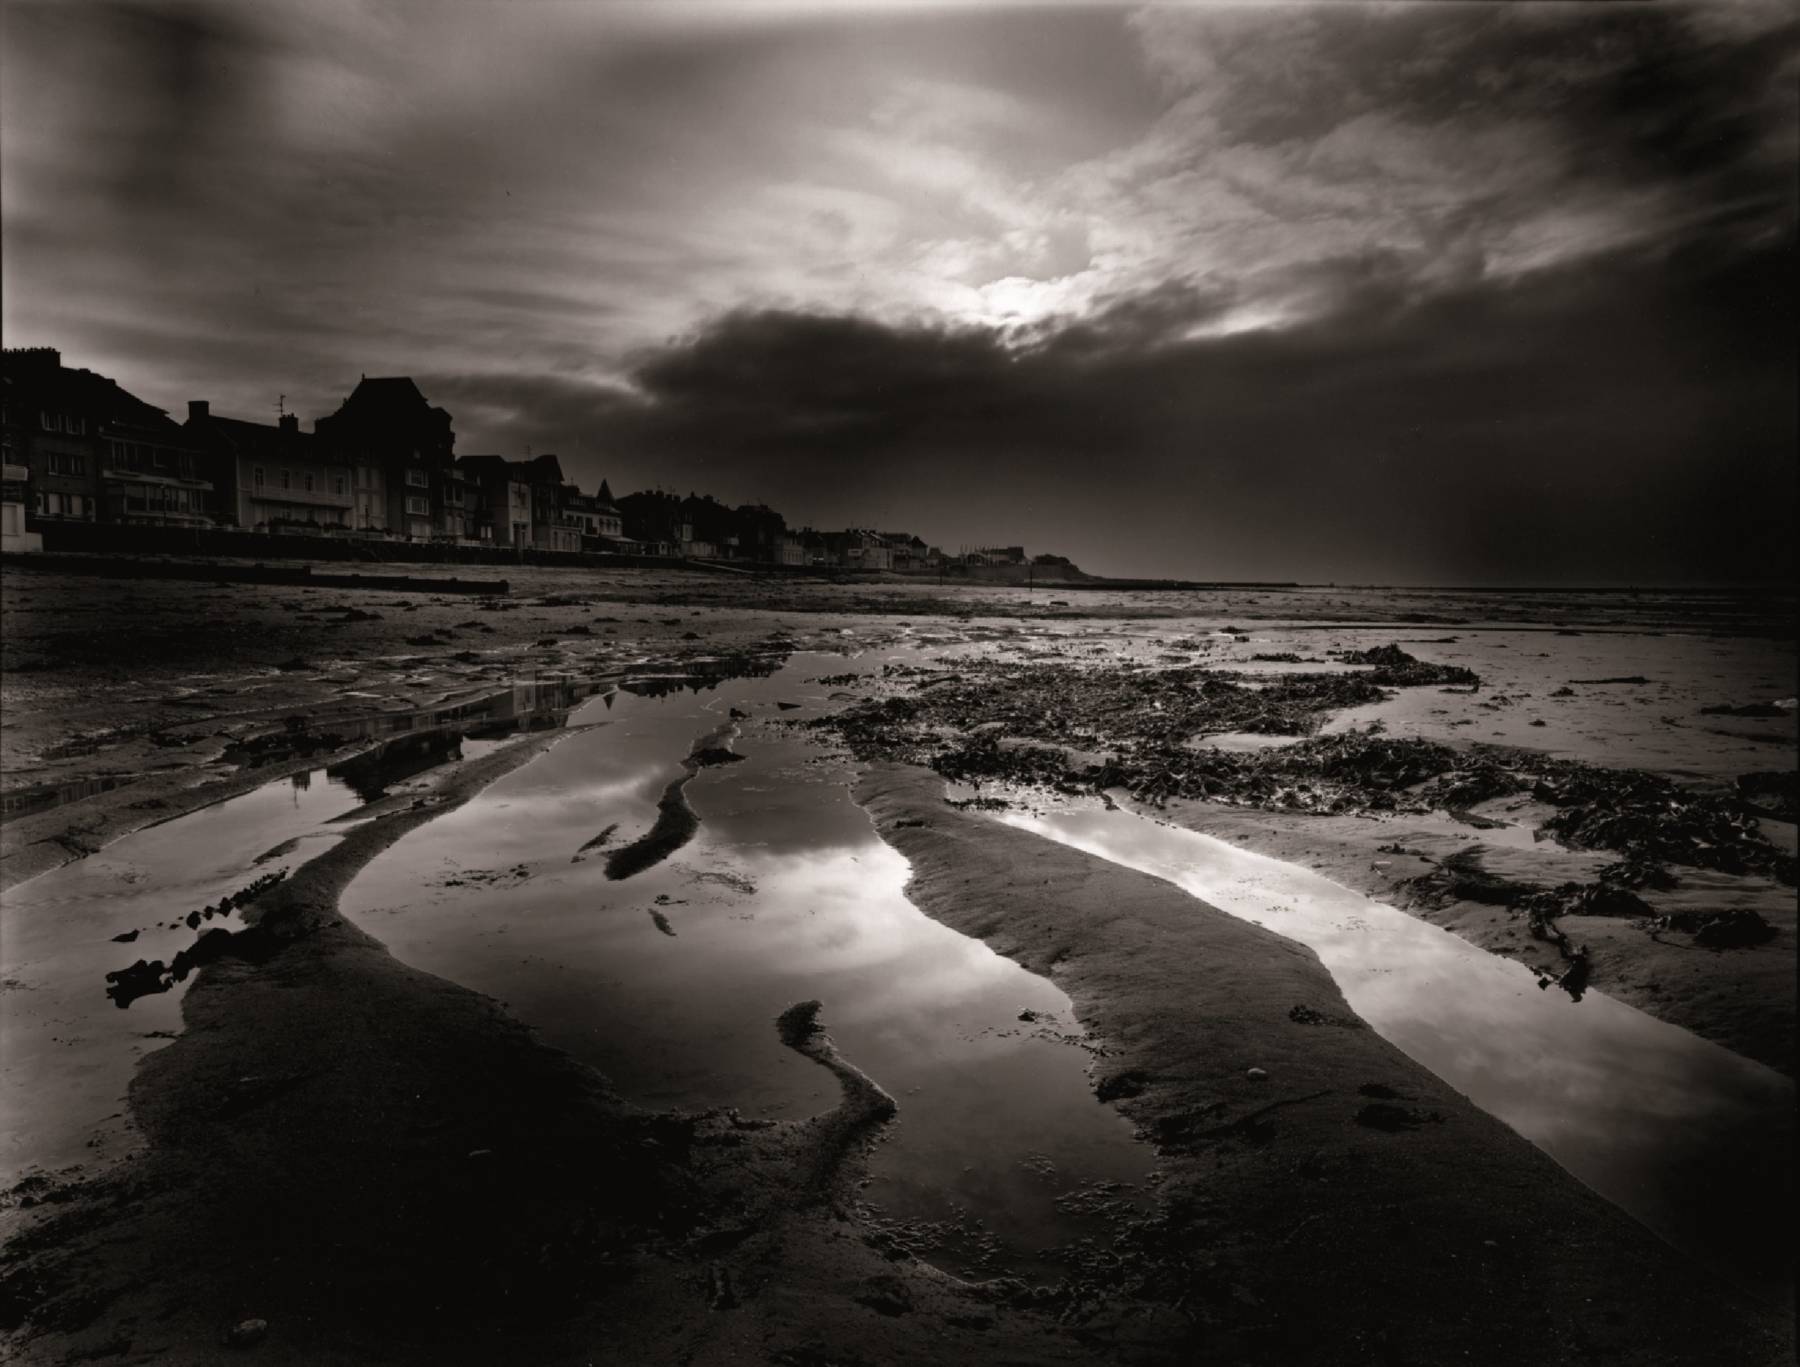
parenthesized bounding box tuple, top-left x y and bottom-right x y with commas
(1000, 800, 1794, 1299)
(341, 657, 1153, 1274)
(0, 770, 362, 1185)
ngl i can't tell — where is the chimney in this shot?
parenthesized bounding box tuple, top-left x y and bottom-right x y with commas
(188, 399, 209, 422)
(279, 413, 299, 434)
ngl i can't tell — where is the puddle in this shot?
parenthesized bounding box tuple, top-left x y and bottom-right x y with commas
(1184, 732, 1300, 754)
(0, 770, 363, 1186)
(998, 799, 1795, 1300)
(340, 654, 1154, 1278)
(0, 658, 787, 1196)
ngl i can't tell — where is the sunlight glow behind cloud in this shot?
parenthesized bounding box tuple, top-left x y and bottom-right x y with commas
(2, 0, 1793, 581)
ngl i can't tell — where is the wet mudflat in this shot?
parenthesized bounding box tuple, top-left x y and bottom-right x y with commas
(1001, 797, 1795, 1301)
(340, 653, 1155, 1277)
(0, 770, 362, 1186)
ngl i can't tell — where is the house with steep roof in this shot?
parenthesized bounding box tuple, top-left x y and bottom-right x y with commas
(313, 376, 455, 539)
(2, 347, 211, 530)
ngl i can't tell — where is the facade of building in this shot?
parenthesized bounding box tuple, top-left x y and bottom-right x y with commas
(457, 455, 534, 547)
(681, 494, 739, 559)
(0, 457, 40, 552)
(0, 373, 39, 549)
(973, 545, 1028, 566)
(575, 480, 625, 541)
(441, 464, 484, 541)
(3, 347, 211, 530)
(512, 454, 582, 552)
(824, 529, 893, 570)
(880, 532, 931, 571)
(619, 490, 690, 557)
(313, 377, 455, 539)
(185, 403, 354, 532)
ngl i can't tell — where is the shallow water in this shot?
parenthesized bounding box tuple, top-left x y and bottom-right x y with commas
(340, 653, 1154, 1276)
(999, 798, 1795, 1299)
(0, 770, 363, 1184)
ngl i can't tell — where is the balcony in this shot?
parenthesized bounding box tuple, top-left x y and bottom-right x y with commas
(249, 485, 354, 511)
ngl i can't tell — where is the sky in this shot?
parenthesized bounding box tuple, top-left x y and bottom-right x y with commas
(2, 0, 1794, 584)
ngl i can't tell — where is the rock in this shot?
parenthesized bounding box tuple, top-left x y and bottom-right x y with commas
(853, 1274, 913, 1316)
(1245, 1067, 1269, 1081)
(110, 929, 139, 943)
(1356, 1102, 1443, 1132)
(1094, 1070, 1148, 1102)
(224, 1317, 268, 1347)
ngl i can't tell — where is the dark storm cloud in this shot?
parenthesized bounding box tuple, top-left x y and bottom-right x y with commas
(536, 237, 1793, 585)
(2, 2, 1792, 582)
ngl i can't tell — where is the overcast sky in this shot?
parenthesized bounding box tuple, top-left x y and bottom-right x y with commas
(3, 0, 1793, 582)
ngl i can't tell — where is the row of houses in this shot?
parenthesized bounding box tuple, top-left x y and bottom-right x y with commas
(1, 349, 628, 553)
(1, 347, 1049, 570)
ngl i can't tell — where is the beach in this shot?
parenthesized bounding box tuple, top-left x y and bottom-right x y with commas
(1, 561, 1793, 1364)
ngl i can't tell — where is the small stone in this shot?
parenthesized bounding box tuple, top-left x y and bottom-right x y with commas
(225, 1317, 268, 1347)
(1245, 1067, 1269, 1082)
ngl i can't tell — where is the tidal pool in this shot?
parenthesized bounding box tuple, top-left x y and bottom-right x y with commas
(999, 798, 1795, 1301)
(0, 768, 362, 1185)
(341, 654, 1155, 1276)
(0, 694, 646, 1194)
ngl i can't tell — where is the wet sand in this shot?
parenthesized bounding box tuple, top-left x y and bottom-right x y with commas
(2, 562, 1794, 1363)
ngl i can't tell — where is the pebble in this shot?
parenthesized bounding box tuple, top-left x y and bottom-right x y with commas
(225, 1317, 268, 1347)
(1246, 1067, 1269, 1081)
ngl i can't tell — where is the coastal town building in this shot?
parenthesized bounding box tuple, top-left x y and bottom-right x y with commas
(2, 347, 211, 530)
(618, 490, 690, 558)
(824, 529, 892, 570)
(880, 532, 933, 571)
(567, 482, 633, 550)
(313, 376, 455, 540)
(511, 454, 583, 552)
(185, 403, 354, 532)
(456, 455, 533, 547)
(0, 458, 39, 552)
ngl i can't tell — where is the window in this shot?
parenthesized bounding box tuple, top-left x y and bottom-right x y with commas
(66, 416, 86, 436)
(333, 475, 346, 495)
(406, 468, 429, 488)
(253, 467, 265, 489)
(405, 495, 430, 516)
(303, 472, 314, 492)
(46, 452, 86, 476)
(69, 494, 84, 517)
(280, 469, 291, 490)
